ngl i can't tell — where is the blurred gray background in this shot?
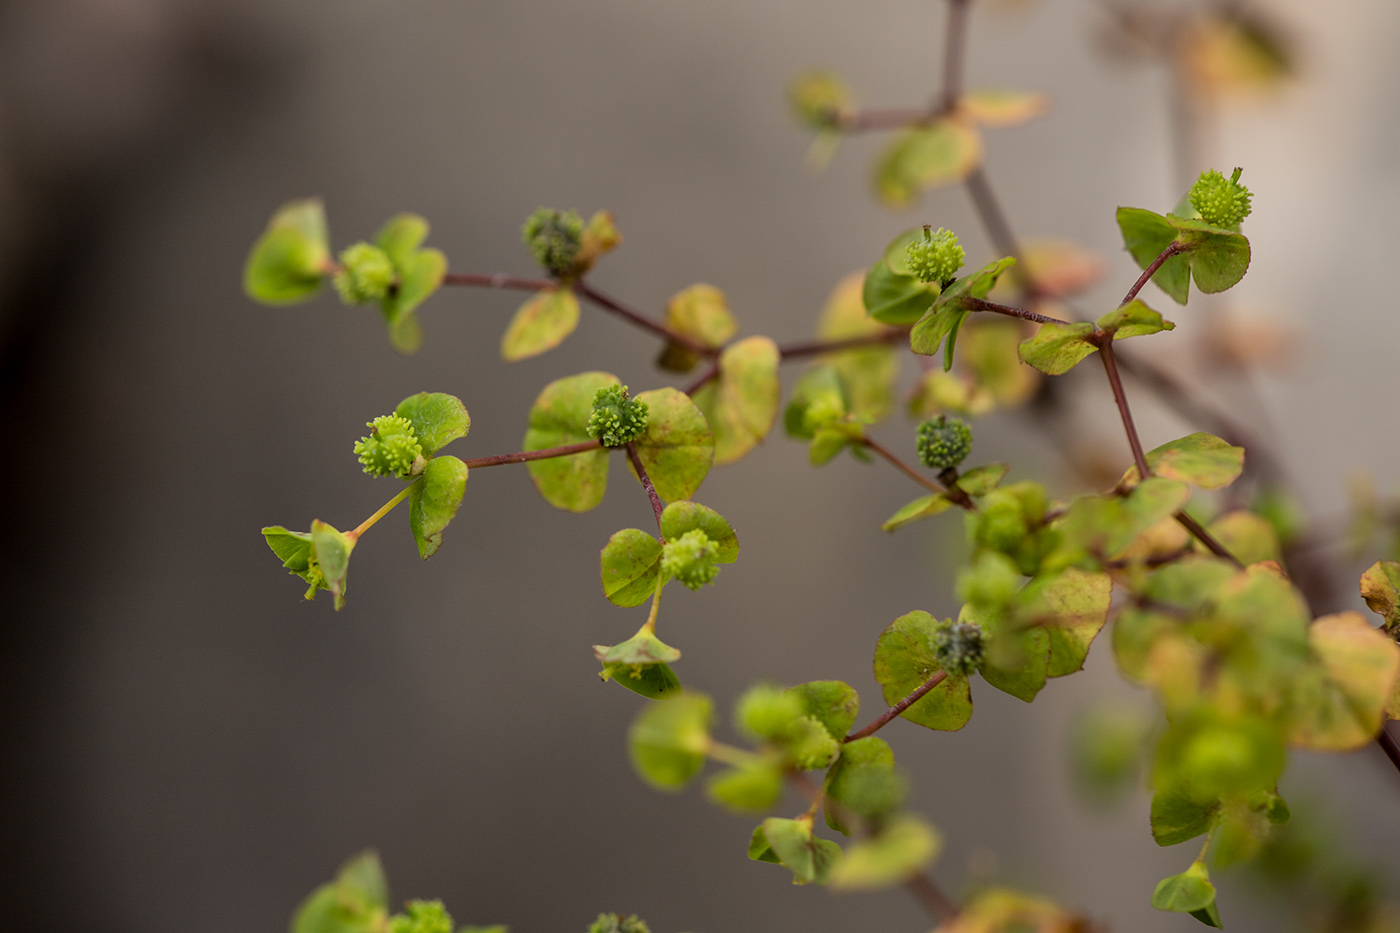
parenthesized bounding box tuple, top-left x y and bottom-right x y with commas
(2, 0, 1400, 931)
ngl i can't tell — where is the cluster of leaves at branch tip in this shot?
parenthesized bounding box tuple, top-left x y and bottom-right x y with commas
(387, 900, 454, 933)
(735, 684, 841, 770)
(586, 384, 649, 448)
(334, 242, 396, 304)
(788, 71, 853, 130)
(355, 414, 424, 478)
(662, 529, 721, 590)
(1189, 168, 1253, 229)
(523, 207, 584, 278)
(917, 415, 973, 471)
(588, 914, 650, 933)
(905, 226, 965, 287)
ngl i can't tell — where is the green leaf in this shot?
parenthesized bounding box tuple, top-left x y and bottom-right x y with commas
(873, 610, 973, 731)
(956, 463, 1010, 497)
(1150, 781, 1219, 846)
(659, 501, 738, 563)
(828, 816, 941, 891)
(628, 693, 712, 790)
(788, 681, 860, 742)
(752, 817, 842, 885)
(1205, 510, 1280, 565)
(311, 520, 354, 611)
(881, 493, 953, 532)
(263, 525, 316, 587)
(1096, 299, 1175, 339)
(688, 336, 780, 465)
(1167, 215, 1252, 295)
(408, 456, 468, 559)
(822, 736, 901, 835)
(874, 118, 983, 207)
(523, 372, 616, 512)
(394, 392, 470, 456)
(1123, 433, 1246, 490)
(629, 387, 715, 501)
(1117, 207, 1191, 305)
(244, 199, 330, 305)
(747, 824, 782, 864)
(817, 272, 898, 421)
(1360, 560, 1400, 630)
(597, 659, 681, 699)
(1020, 568, 1113, 678)
(1151, 860, 1217, 915)
(783, 365, 849, 439)
(961, 89, 1050, 127)
(291, 850, 389, 933)
(600, 529, 664, 607)
(1017, 321, 1096, 375)
(910, 257, 1018, 368)
(658, 284, 737, 372)
(500, 287, 581, 361)
(706, 760, 784, 813)
(1283, 612, 1400, 751)
(967, 602, 1050, 703)
(596, 629, 681, 666)
(862, 258, 939, 326)
(376, 214, 446, 354)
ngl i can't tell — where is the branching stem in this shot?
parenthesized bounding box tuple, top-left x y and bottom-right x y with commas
(962, 296, 1070, 326)
(575, 280, 715, 355)
(461, 440, 602, 469)
(349, 481, 418, 539)
(845, 671, 948, 742)
(861, 437, 976, 510)
(1120, 241, 1186, 308)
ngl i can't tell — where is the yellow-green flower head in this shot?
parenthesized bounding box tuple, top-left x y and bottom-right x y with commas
(1189, 167, 1253, 228)
(932, 621, 985, 676)
(522, 207, 584, 278)
(662, 528, 720, 590)
(333, 242, 395, 304)
(905, 226, 965, 286)
(917, 415, 973, 471)
(586, 384, 649, 447)
(354, 414, 422, 478)
(387, 900, 453, 933)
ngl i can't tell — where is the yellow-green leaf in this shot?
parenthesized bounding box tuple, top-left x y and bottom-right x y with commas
(1284, 612, 1400, 751)
(629, 387, 714, 501)
(501, 287, 581, 361)
(689, 336, 780, 465)
(874, 118, 983, 208)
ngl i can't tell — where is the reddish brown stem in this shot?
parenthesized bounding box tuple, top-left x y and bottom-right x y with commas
(625, 442, 666, 538)
(846, 671, 948, 742)
(682, 359, 721, 396)
(835, 107, 942, 132)
(941, 0, 971, 112)
(775, 328, 909, 360)
(575, 280, 715, 356)
(962, 297, 1070, 326)
(1121, 241, 1186, 308)
(461, 440, 602, 469)
(860, 437, 975, 509)
(1378, 725, 1400, 777)
(1095, 336, 1151, 479)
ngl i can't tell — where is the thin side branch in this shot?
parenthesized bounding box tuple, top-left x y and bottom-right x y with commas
(846, 671, 948, 742)
(962, 296, 1070, 326)
(776, 328, 909, 360)
(575, 280, 715, 356)
(442, 272, 552, 291)
(1120, 241, 1185, 308)
(462, 439, 602, 469)
(625, 442, 666, 537)
(860, 437, 974, 509)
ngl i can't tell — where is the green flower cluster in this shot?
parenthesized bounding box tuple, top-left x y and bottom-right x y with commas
(588, 914, 651, 933)
(586, 385, 649, 447)
(333, 242, 396, 304)
(932, 621, 985, 676)
(905, 226, 965, 286)
(662, 528, 720, 590)
(916, 415, 973, 471)
(354, 414, 423, 478)
(522, 207, 584, 278)
(734, 685, 840, 769)
(387, 900, 453, 933)
(1189, 167, 1253, 228)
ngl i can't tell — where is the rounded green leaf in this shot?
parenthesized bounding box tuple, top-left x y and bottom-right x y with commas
(628, 693, 712, 790)
(1017, 321, 1096, 375)
(600, 529, 664, 607)
(1150, 781, 1219, 846)
(1122, 432, 1245, 490)
(1117, 207, 1190, 305)
(955, 463, 1009, 497)
(408, 455, 468, 559)
(659, 501, 737, 563)
(1283, 612, 1400, 751)
(874, 119, 983, 207)
(1205, 510, 1280, 565)
(628, 387, 714, 501)
(968, 601, 1050, 702)
(596, 629, 680, 666)
(244, 199, 330, 305)
(817, 272, 898, 421)
(1151, 861, 1217, 916)
(862, 259, 938, 325)
(1096, 299, 1175, 339)
(881, 494, 953, 532)
(1167, 215, 1251, 295)
(822, 736, 901, 835)
(873, 610, 973, 731)
(705, 760, 784, 813)
(788, 680, 859, 742)
(658, 284, 737, 373)
(394, 392, 470, 456)
(1020, 568, 1113, 678)
(827, 816, 941, 891)
(1361, 560, 1400, 630)
(523, 372, 617, 512)
(292, 850, 389, 933)
(375, 214, 446, 354)
(912, 258, 1017, 367)
(688, 336, 779, 465)
(501, 287, 581, 361)
(598, 659, 682, 699)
